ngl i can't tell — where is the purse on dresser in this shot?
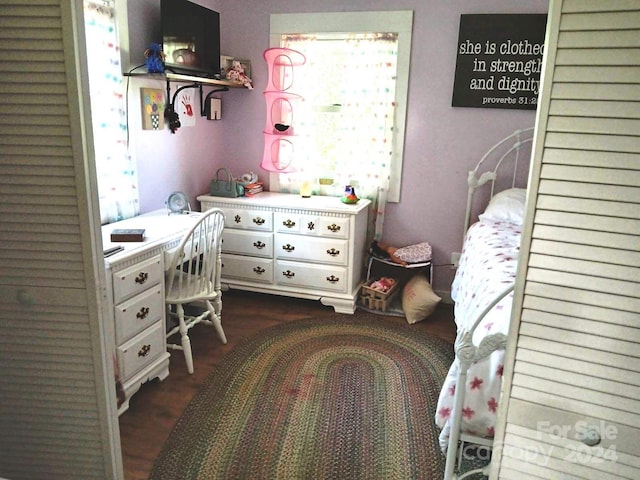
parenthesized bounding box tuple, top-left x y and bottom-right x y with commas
(210, 167, 244, 197)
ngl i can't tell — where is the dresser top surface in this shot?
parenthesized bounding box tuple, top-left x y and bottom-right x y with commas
(197, 192, 370, 214)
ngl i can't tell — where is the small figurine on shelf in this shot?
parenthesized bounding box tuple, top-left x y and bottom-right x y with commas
(144, 43, 165, 73)
(226, 60, 253, 89)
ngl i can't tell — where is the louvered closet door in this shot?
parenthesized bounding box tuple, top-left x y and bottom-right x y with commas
(495, 1, 640, 479)
(0, 2, 121, 479)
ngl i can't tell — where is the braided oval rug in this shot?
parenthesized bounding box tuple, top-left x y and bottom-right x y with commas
(149, 314, 454, 480)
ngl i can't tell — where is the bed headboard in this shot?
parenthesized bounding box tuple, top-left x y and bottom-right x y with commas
(462, 127, 534, 241)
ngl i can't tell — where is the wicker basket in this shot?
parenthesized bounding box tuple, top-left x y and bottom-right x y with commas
(359, 278, 400, 312)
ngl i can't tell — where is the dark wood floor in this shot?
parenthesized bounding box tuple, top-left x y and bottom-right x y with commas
(118, 290, 456, 480)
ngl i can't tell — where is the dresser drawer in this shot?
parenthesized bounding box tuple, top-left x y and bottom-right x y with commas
(317, 216, 349, 239)
(221, 207, 272, 231)
(112, 256, 163, 303)
(274, 212, 350, 239)
(222, 254, 273, 283)
(275, 233, 348, 265)
(117, 322, 165, 380)
(222, 229, 273, 258)
(274, 211, 306, 234)
(275, 260, 348, 292)
(114, 285, 163, 344)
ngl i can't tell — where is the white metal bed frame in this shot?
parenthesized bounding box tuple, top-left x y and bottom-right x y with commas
(444, 127, 534, 480)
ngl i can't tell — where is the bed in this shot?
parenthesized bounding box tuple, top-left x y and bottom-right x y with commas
(435, 127, 534, 479)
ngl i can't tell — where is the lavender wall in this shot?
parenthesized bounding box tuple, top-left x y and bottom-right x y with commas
(126, 0, 548, 294)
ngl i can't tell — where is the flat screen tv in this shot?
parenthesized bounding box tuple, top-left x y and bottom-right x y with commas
(161, 0, 221, 78)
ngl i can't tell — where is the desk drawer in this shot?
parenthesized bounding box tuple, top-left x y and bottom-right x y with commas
(114, 285, 163, 344)
(112, 256, 162, 303)
(117, 322, 165, 380)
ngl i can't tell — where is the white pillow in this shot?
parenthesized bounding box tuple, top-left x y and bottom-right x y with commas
(478, 188, 526, 225)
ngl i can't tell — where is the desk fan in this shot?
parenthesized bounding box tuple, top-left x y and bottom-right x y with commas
(166, 191, 191, 215)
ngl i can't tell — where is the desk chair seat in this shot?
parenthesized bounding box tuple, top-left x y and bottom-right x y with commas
(165, 208, 226, 374)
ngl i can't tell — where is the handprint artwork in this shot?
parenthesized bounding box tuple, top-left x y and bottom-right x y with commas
(176, 91, 196, 127)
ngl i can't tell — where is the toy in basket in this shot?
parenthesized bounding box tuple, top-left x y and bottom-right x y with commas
(360, 277, 399, 312)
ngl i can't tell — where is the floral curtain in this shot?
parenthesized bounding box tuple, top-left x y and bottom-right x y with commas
(279, 33, 399, 241)
(84, 0, 138, 224)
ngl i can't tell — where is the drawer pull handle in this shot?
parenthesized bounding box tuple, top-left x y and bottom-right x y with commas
(138, 344, 151, 357)
(326, 275, 340, 283)
(282, 270, 295, 278)
(326, 248, 340, 257)
(136, 307, 150, 320)
(307, 221, 315, 231)
(253, 266, 266, 275)
(282, 219, 296, 228)
(134, 272, 149, 284)
(282, 244, 295, 252)
(234, 214, 242, 224)
(327, 224, 341, 233)
(580, 427, 601, 447)
(253, 241, 266, 249)
(253, 217, 266, 225)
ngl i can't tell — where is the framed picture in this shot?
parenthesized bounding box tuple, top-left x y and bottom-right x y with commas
(452, 14, 547, 110)
(140, 88, 165, 130)
(221, 55, 252, 80)
(220, 55, 234, 73)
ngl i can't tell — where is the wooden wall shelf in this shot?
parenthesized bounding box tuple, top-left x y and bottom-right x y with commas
(124, 71, 245, 89)
(125, 71, 249, 132)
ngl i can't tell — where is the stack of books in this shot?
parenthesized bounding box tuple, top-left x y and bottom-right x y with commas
(244, 182, 264, 196)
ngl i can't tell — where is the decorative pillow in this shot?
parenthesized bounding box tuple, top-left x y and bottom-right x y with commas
(478, 188, 527, 225)
(394, 241, 433, 264)
(402, 274, 442, 324)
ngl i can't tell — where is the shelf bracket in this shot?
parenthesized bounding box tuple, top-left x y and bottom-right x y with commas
(163, 80, 230, 132)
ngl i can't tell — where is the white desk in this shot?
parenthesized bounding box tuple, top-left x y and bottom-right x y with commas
(102, 209, 203, 413)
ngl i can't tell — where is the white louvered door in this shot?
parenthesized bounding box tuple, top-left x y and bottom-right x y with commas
(493, 0, 640, 479)
(0, 1, 122, 479)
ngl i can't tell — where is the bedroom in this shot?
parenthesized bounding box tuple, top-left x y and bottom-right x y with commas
(116, 0, 547, 302)
(2, 1, 639, 479)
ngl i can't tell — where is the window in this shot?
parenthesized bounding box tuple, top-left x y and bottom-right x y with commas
(269, 11, 413, 205)
(84, 0, 139, 224)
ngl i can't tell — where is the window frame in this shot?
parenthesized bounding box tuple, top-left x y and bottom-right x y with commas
(269, 11, 414, 202)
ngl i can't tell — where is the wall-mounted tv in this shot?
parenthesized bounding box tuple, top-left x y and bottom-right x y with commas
(161, 0, 221, 78)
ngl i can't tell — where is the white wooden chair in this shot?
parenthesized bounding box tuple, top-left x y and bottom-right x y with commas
(165, 208, 226, 374)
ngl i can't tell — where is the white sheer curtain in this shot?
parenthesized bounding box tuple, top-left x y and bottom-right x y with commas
(84, 0, 139, 224)
(278, 33, 399, 241)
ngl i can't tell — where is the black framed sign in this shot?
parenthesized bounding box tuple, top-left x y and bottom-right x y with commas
(452, 14, 547, 110)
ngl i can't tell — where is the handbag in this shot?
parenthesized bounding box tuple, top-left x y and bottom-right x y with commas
(209, 167, 244, 197)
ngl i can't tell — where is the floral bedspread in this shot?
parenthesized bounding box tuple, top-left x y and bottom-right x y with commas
(435, 219, 521, 450)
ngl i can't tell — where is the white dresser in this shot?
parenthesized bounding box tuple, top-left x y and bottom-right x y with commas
(102, 210, 204, 413)
(197, 192, 370, 314)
